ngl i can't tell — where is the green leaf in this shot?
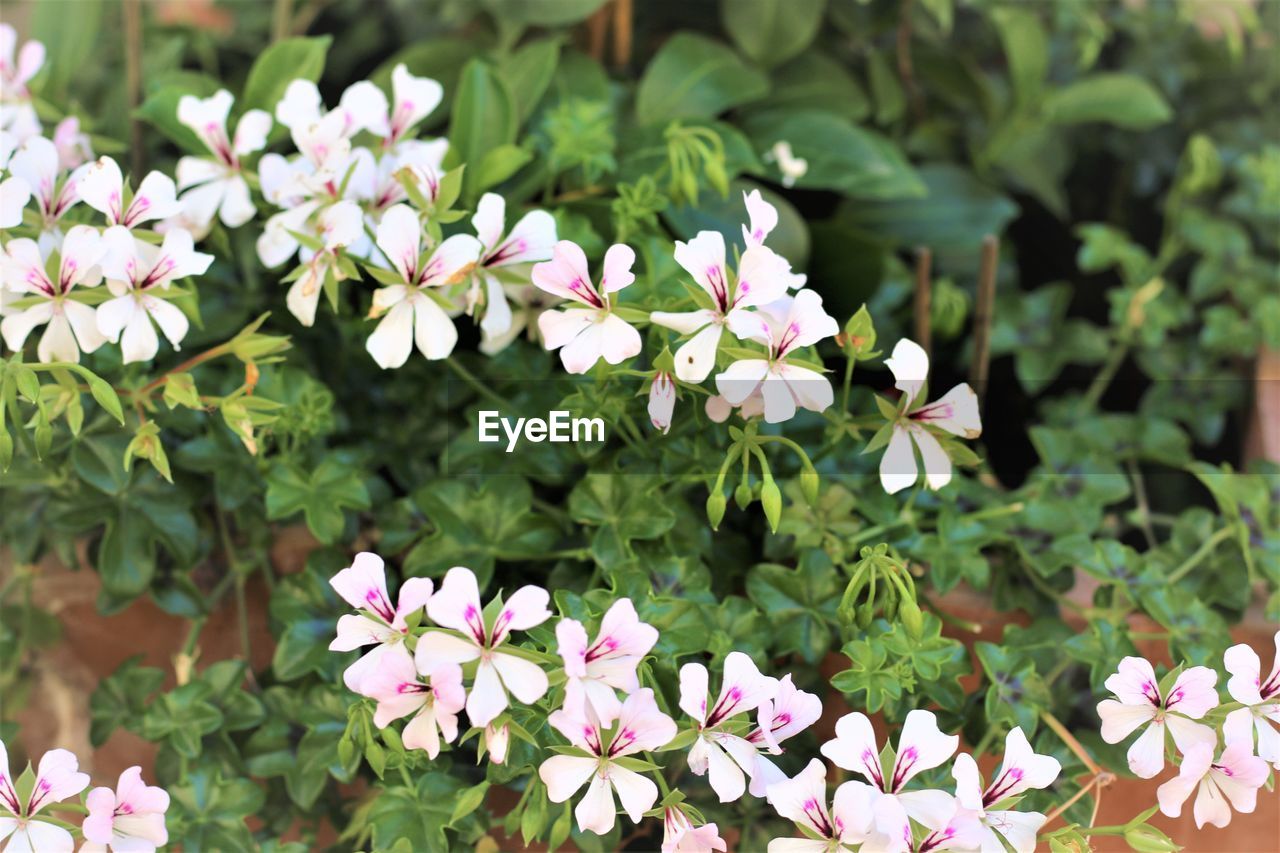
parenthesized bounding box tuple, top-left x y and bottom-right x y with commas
(481, 0, 609, 27)
(89, 656, 164, 745)
(721, 0, 826, 69)
(742, 109, 924, 199)
(448, 59, 518, 202)
(270, 551, 352, 682)
(135, 75, 221, 154)
(84, 371, 125, 424)
(746, 550, 840, 664)
(264, 458, 371, 544)
(635, 32, 769, 126)
(497, 37, 562, 124)
(1044, 73, 1172, 130)
(366, 774, 461, 851)
(568, 474, 676, 569)
(990, 6, 1049, 108)
(475, 144, 533, 193)
(754, 51, 870, 120)
(240, 36, 331, 114)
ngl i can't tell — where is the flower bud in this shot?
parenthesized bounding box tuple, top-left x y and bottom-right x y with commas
(800, 467, 820, 505)
(734, 482, 753, 510)
(706, 491, 726, 530)
(855, 602, 875, 629)
(1124, 826, 1178, 853)
(899, 597, 924, 640)
(761, 479, 782, 533)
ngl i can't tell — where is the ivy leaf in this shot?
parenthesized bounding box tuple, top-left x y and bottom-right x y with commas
(139, 683, 224, 759)
(89, 656, 164, 745)
(265, 458, 370, 545)
(975, 642, 1051, 734)
(831, 638, 902, 713)
(270, 550, 353, 682)
(569, 474, 676, 570)
(1044, 73, 1172, 130)
(366, 773, 463, 851)
(745, 550, 839, 664)
(167, 768, 264, 853)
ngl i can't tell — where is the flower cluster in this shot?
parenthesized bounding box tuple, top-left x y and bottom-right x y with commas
(1096, 635, 1279, 829)
(0, 739, 168, 853)
(326, 553, 1075, 851)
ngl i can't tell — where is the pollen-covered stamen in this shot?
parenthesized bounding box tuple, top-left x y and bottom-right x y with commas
(800, 797, 835, 838)
(983, 766, 1025, 807)
(889, 746, 919, 792)
(705, 686, 745, 728)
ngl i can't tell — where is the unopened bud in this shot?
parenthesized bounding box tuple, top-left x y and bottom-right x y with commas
(706, 492, 726, 530)
(734, 482, 753, 510)
(800, 467, 820, 505)
(761, 479, 782, 533)
(1124, 826, 1178, 853)
(899, 597, 924, 640)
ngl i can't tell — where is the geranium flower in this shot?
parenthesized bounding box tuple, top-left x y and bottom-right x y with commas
(819, 710, 960, 853)
(364, 204, 481, 367)
(533, 241, 642, 374)
(469, 192, 556, 339)
(274, 77, 385, 143)
(651, 232, 794, 382)
(879, 338, 982, 494)
(328, 551, 434, 694)
(1, 227, 106, 362)
(77, 157, 181, 230)
(704, 391, 765, 423)
(1223, 629, 1280, 766)
(663, 806, 727, 853)
(418, 566, 550, 727)
(680, 651, 779, 802)
(7, 136, 83, 234)
(51, 117, 92, 171)
(648, 371, 677, 434)
(540, 688, 676, 835)
(714, 290, 839, 424)
(951, 727, 1061, 853)
(1156, 741, 1268, 829)
(96, 225, 213, 363)
(271, 200, 364, 327)
(0, 741, 90, 853)
(363, 643, 465, 759)
(741, 190, 804, 287)
(765, 757, 873, 852)
(478, 284, 556, 356)
(482, 723, 509, 765)
(556, 598, 659, 726)
(81, 766, 169, 853)
(746, 674, 823, 797)
(0, 25, 44, 140)
(364, 64, 444, 148)
(911, 805, 984, 853)
(1096, 656, 1218, 778)
(176, 90, 272, 228)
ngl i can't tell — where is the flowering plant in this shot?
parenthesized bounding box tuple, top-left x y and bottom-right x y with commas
(2, 2, 1279, 851)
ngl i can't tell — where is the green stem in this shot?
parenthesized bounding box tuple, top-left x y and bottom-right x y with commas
(1167, 525, 1234, 583)
(445, 357, 511, 409)
(1080, 334, 1129, 410)
(272, 0, 294, 41)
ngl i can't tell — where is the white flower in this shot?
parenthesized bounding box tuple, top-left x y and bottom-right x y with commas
(663, 806, 727, 853)
(556, 598, 659, 727)
(879, 339, 982, 494)
(0, 173, 28, 229)
(95, 226, 212, 363)
(77, 156, 181, 230)
(176, 90, 272, 228)
(540, 688, 676, 835)
(50, 117, 92, 171)
(1, 226, 106, 362)
(651, 231, 793, 382)
(820, 710, 960, 853)
(745, 674, 823, 797)
(363, 644, 466, 759)
(0, 25, 45, 141)
(1223, 629, 1280, 767)
(648, 371, 677, 434)
(417, 566, 550, 727)
(1156, 741, 1269, 829)
(765, 141, 808, 188)
(1096, 656, 1219, 779)
(534, 241, 643, 374)
(0, 740, 90, 853)
(81, 766, 169, 853)
(765, 758, 873, 853)
(7, 136, 83, 234)
(680, 652, 779, 803)
(714, 290, 838, 424)
(366, 64, 444, 147)
(951, 728, 1061, 853)
(364, 204, 481, 367)
(470, 192, 556, 341)
(280, 201, 364, 327)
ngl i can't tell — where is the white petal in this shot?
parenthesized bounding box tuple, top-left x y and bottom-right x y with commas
(466, 659, 508, 727)
(217, 175, 255, 227)
(540, 755, 598, 804)
(609, 765, 658, 823)
(671, 322, 723, 383)
(119, 304, 160, 363)
(411, 294, 458, 360)
(1127, 720, 1167, 779)
(884, 338, 929, 405)
(715, 359, 769, 405)
(144, 296, 189, 348)
(879, 426, 918, 495)
(600, 243, 635, 294)
(490, 651, 549, 705)
(597, 313, 642, 365)
(575, 772, 617, 835)
(366, 301, 415, 368)
(911, 426, 953, 491)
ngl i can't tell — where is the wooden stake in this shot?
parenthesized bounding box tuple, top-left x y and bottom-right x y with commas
(611, 0, 634, 68)
(913, 247, 933, 358)
(971, 235, 999, 396)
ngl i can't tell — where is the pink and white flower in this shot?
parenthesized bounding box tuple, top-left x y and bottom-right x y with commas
(912, 806, 985, 853)
(7, 136, 83, 234)
(482, 723, 510, 765)
(77, 157, 181, 230)
(270, 200, 364, 327)
(740, 190, 804, 287)
(1223, 630, 1280, 767)
(680, 652, 780, 802)
(557, 598, 659, 726)
(648, 371, 677, 434)
(651, 233, 794, 382)
(819, 710, 960, 853)
(534, 241, 642, 374)
(1096, 657, 1218, 779)
(365, 64, 444, 148)
(879, 339, 983, 494)
(362, 643, 465, 759)
(746, 674, 823, 797)
(328, 552, 434, 694)
(418, 566, 550, 727)
(1, 227, 106, 362)
(1156, 741, 1269, 829)
(714, 289, 839, 424)
(95, 225, 213, 363)
(176, 90, 272, 228)
(951, 727, 1061, 853)
(51, 118, 92, 171)
(0, 740, 90, 853)
(0, 25, 44, 141)
(539, 688, 677, 835)
(469, 192, 556, 341)
(765, 758, 873, 853)
(663, 806, 727, 853)
(81, 766, 169, 853)
(365, 204, 481, 367)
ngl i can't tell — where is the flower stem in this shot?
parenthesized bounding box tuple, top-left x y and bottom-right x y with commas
(445, 357, 511, 409)
(1167, 525, 1234, 583)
